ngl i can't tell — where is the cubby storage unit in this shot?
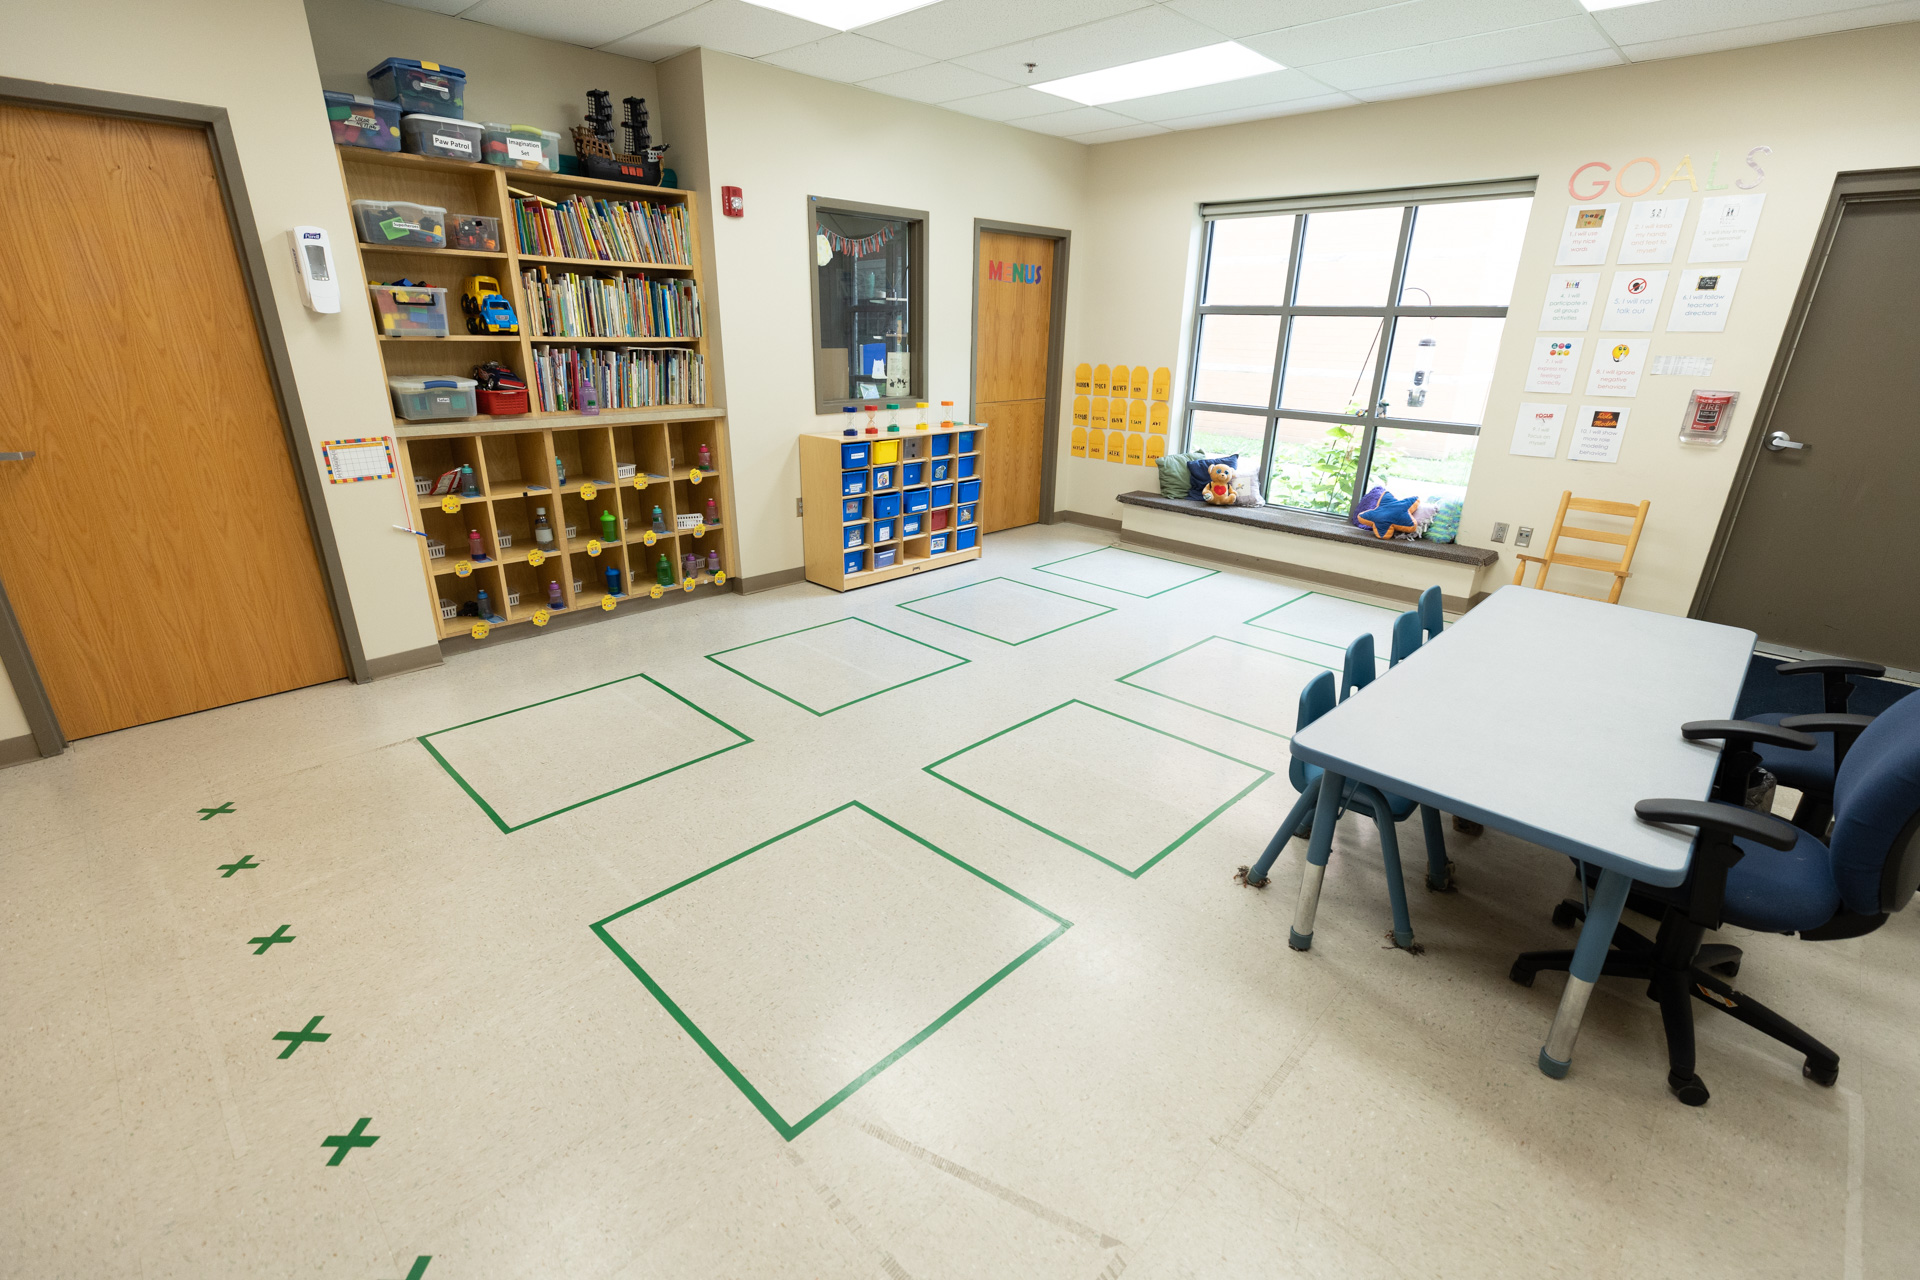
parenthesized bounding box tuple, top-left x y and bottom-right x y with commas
(336, 144, 733, 641)
(799, 422, 987, 590)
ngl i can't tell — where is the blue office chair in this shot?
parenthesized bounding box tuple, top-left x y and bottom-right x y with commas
(1389, 609, 1422, 666)
(1745, 658, 1889, 831)
(1512, 690, 1920, 1105)
(1417, 585, 1444, 643)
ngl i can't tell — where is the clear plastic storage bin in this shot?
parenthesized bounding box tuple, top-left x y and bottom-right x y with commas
(367, 58, 466, 117)
(369, 284, 448, 338)
(323, 91, 400, 151)
(351, 199, 446, 248)
(400, 113, 481, 161)
(389, 375, 477, 421)
(481, 123, 560, 171)
(450, 214, 500, 252)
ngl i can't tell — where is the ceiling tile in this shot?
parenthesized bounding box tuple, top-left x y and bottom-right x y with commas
(940, 85, 1073, 120)
(951, 5, 1226, 83)
(1617, 1, 1920, 60)
(1303, 15, 1615, 90)
(1347, 46, 1621, 99)
(598, 0, 835, 59)
(1164, 0, 1401, 38)
(854, 0, 1149, 60)
(457, 0, 701, 48)
(1594, 0, 1898, 43)
(1153, 92, 1362, 130)
(377, 0, 473, 15)
(1242, 0, 1577, 68)
(1070, 121, 1173, 142)
(858, 61, 1016, 103)
(761, 32, 935, 80)
(1007, 105, 1143, 136)
(1106, 67, 1347, 122)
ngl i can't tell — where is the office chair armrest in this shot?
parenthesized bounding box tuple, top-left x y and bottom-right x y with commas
(1680, 720, 1817, 752)
(1780, 712, 1878, 773)
(1636, 798, 1798, 928)
(1776, 658, 1887, 713)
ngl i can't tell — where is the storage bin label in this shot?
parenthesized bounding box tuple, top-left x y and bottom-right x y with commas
(432, 133, 473, 156)
(380, 218, 421, 240)
(507, 137, 543, 163)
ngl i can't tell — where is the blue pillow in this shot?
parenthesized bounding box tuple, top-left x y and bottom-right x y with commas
(1186, 454, 1237, 501)
(1356, 493, 1420, 540)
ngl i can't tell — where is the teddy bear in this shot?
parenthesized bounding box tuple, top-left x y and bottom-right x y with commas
(1202, 461, 1236, 506)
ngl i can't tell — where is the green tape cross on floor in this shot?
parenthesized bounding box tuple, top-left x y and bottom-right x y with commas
(216, 854, 260, 878)
(197, 802, 236, 820)
(273, 1016, 330, 1058)
(321, 1117, 378, 1166)
(248, 925, 296, 955)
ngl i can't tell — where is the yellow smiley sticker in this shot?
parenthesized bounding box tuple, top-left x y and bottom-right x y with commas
(532, 607, 550, 627)
(600, 594, 617, 612)
(632, 473, 647, 490)
(586, 539, 603, 557)
(527, 548, 545, 567)
(713, 570, 727, 586)
(642, 530, 657, 546)
(688, 467, 703, 485)
(440, 495, 461, 514)
(580, 482, 596, 501)
(470, 620, 490, 640)
(693, 527, 704, 540)
(453, 560, 473, 578)
(682, 577, 696, 592)
(649, 583, 664, 600)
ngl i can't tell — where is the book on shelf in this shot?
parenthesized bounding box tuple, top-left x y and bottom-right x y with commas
(531, 345, 707, 412)
(521, 269, 702, 339)
(512, 193, 691, 264)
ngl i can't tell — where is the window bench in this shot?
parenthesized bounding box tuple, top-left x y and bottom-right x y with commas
(1115, 492, 1498, 567)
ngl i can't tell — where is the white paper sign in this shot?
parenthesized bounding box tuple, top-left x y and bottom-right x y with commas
(1510, 402, 1566, 458)
(1586, 339, 1649, 397)
(1603, 269, 1668, 332)
(1666, 267, 1741, 332)
(1617, 197, 1689, 264)
(1538, 272, 1600, 331)
(1689, 193, 1765, 262)
(1651, 354, 1715, 377)
(1570, 405, 1629, 464)
(1524, 336, 1584, 394)
(1556, 203, 1619, 266)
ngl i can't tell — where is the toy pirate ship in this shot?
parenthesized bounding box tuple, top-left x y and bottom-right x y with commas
(571, 91, 669, 186)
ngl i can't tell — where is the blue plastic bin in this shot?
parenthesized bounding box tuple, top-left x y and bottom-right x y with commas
(845, 550, 866, 575)
(930, 532, 950, 554)
(902, 514, 923, 537)
(931, 483, 953, 508)
(843, 524, 865, 549)
(901, 462, 925, 486)
(872, 466, 895, 491)
(958, 479, 982, 505)
(875, 548, 896, 569)
(874, 520, 895, 542)
(872, 493, 901, 519)
(957, 431, 976, 453)
(959, 456, 977, 479)
(368, 58, 466, 118)
(841, 442, 870, 468)
(842, 497, 864, 521)
(931, 434, 953, 457)
(841, 471, 867, 496)
(957, 527, 978, 551)
(957, 504, 975, 526)
(904, 488, 930, 514)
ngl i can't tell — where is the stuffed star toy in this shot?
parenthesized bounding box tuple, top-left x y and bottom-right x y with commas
(1356, 492, 1421, 539)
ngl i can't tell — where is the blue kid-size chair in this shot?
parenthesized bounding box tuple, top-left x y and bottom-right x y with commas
(1417, 585, 1444, 643)
(1389, 609, 1423, 666)
(1511, 689, 1920, 1105)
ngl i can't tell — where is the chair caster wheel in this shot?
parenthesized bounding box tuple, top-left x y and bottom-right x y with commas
(1668, 1072, 1710, 1106)
(1508, 962, 1535, 987)
(1451, 816, 1483, 836)
(1804, 1060, 1839, 1087)
(1551, 902, 1580, 929)
(1709, 958, 1740, 979)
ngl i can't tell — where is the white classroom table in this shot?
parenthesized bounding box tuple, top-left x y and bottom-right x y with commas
(1285, 585, 1756, 1078)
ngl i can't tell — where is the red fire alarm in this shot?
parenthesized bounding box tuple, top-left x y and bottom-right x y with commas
(721, 186, 744, 217)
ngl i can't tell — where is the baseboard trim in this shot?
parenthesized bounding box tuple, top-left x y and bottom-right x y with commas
(1113, 526, 1487, 614)
(0, 732, 41, 769)
(1052, 509, 1122, 533)
(362, 644, 443, 681)
(737, 566, 807, 594)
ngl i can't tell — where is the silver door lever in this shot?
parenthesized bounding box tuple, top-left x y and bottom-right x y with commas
(1764, 431, 1807, 452)
(0, 451, 35, 461)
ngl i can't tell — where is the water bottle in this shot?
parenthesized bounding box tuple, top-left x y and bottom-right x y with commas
(599, 509, 618, 542)
(476, 588, 491, 619)
(697, 443, 711, 469)
(706, 548, 719, 574)
(467, 529, 485, 559)
(546, 580, 564, 608)
(534, 508, 554, 549)
(651, 505, 666, 534)
(459, 464, 480, 497)
(683, 553, 698, 581)
(704, 498, 717, 525)
(656, 553, 673, 586)
(604, 565, 622, 597)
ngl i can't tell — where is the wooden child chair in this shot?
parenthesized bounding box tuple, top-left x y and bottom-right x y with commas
(1512, 491, 1651, 604)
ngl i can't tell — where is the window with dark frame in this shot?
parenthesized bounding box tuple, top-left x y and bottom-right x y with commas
(1184, 185, 1534, 519)
(810, 199, 926, 414)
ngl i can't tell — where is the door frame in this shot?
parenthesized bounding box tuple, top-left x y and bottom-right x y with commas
(969, 219, 1071, 527)
(0, 78, 367, 760)
(1689, 166, 1920, 619)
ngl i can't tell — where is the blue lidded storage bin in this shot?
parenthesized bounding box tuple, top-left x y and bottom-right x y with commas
(902, 513, 923, 537)
(324, 91, 400, 151)
(958, 479, 982, 505)
(841, 441, 870, 468)
(875, 548, 896, 569)
(368, 58, 466, 118)
(845, 550, 866, 575)
(930, 460, 949, 482)
(931, 483, 954, 508)
(930, 532, 950, 554)
(874, 520, 895, 542)
(957, 504, 975, 526)
(872, 493, 901, 519)
(931, 433, 953, 457)
(842, 497, 864, 521)
(871, 465, 895, 491)
(843, 524, 865, 549)
(958, 456, 977, 479)
(901, 462, 924, 486)
(841, 471, 867, 496)
(957, 527, 978, 551)
(904, 488, 930, 514)
(957, 431, 976, 453)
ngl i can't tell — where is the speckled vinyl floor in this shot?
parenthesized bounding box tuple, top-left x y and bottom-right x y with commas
(4, 525, 1914, 1279)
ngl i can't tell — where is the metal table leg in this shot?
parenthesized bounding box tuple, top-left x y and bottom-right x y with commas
(1419, 804, 1454, 891)
(1289, 770, 1345, 951)
(1538, 867, 1631, 1078)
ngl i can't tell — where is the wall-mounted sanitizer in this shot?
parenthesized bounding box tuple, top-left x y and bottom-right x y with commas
(290, 226, 340, 313)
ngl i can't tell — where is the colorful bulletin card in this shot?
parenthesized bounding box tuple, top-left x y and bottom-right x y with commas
(1570, 405, 1628, 464)
(323, 436, 396, 483)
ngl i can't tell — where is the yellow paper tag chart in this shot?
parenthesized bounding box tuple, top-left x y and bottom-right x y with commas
(1071, 395, 1089, 428)
(586, 539, 602, 557)
(440, 495, 461, 514)
(579, 482, 596, 501)
(1150, 402, 1169, 433)
(1109, 365, 1130, 397)
(470, 620, 490, 640)
(453, 560, 472, 578)
(1152, 367, 1171, 401)
(1129, 399, 1147, 430)
(527, 548, 545, 567)
(1130, 366, 1149, 398)
(1086, 429, 1105, 460)
(649, 584, 664, 600)
(532, 608, 550, 627)
(600, 594, 617, 612)
(1073, 362, 1091, 394)
(1125, 433, 1145, 466)
(1146, 434, 1167, 464)
(1089, 398, 1109, 431)
(1092, 364, 1110, 396)
(1070, 426, 1088, 459)
(642, 530, 656, 546)
(1105, 432, 1125, 463)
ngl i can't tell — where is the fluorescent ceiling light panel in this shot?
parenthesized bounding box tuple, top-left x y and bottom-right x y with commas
(1031, 42, 1284, 107)
(1579, 0, 1661, 10)
(740, 0, 941, 29)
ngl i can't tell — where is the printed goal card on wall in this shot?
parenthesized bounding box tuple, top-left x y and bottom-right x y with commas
(322, 437, 396, 483)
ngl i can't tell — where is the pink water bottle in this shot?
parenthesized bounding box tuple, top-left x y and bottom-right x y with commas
(704, 498, 717, 525)
(697, 443, 711, 469)
(467, 529, 485, 560)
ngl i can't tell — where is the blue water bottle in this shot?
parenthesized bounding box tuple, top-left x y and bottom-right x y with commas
(604, 565, 622, 597)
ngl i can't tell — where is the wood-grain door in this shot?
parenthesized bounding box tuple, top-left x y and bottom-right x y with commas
(0, 105, 347, 740)
(974, 232, 1056, 532)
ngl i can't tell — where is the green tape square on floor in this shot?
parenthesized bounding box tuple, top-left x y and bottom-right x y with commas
(418, 673, 751, 833)
(896, 576, 1114, 646)
(1030, 546, 1217, 598)
(1245, 590, 1402, 656)
(705, 617, 967, 716)
(592, 802, 1069, 1140)
(925, 701, 1272, 877)
(1117, 635, 1335, 737)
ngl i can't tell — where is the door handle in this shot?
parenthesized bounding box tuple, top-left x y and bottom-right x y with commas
(1764, 431, 1808, 453)
(0, 451, 36, 461)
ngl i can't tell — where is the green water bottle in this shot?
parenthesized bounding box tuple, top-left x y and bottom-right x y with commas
(599, 508, 618, 543)
(655, 552, 673, 586)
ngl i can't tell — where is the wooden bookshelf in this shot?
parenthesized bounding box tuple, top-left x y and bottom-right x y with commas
(800, 420, 987, 591)
(335, 143, 735, 641)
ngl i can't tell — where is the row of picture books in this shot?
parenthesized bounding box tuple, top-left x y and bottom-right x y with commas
(530, 345, 707, 412)
(512, 193, 693, 265)
(520, 270, 702, 340)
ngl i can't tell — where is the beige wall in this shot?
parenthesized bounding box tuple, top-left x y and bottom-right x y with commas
(677, 50, 1089, 581)
(1060, 24, 1920, 615)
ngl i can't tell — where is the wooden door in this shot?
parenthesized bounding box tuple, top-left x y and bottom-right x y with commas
(0, 105, 347, 739)
(974, 232, 1056, 532)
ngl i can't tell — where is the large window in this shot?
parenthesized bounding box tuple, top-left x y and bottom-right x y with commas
(1185, 185, 1532, 516)
(809, 197, 927, 414)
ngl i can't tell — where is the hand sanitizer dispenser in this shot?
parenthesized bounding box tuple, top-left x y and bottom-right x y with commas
(290, 226, 340, 313)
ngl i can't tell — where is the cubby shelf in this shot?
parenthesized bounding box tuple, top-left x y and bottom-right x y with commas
(799, 423, 988, 591)
(335, 142, 736, 642)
